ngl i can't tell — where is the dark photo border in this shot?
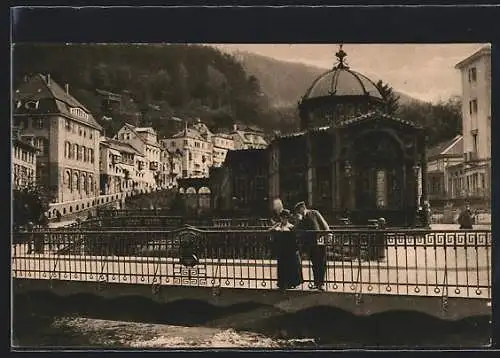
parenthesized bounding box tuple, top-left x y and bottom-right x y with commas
(9, 3, 499, 355)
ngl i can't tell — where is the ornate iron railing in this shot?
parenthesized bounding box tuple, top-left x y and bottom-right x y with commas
(12, 228, 491, 299)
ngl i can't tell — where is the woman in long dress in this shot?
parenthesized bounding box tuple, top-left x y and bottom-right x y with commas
(270, 209, 304, 290)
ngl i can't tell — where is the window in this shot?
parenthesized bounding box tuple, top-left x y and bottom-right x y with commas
(184, 140, 188, 146)
(80, 173, 86, 193)
(473, 133, 478, 153)
(80, 146, 85, 161)
(65, 119, 71, 131)
(469, 99, 478, 114)
(33, 117, 44, 129)
(73, 172, 79, 191)
(65, 141, 71, 158)
(89, 148, 94, 163)
(468, 67, 477, 83)
(376, 170, 387, 208)
(70, 107, 89, 120)
(88, 175, 93, 193)
(83, 146, 87, 162)
(75, 144, 80, 160)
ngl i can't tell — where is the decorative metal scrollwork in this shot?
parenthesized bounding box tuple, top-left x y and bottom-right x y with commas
(177, 228, 201, 268)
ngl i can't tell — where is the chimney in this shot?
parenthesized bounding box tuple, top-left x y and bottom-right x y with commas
(65, 83, 69, 94)
(47, 74, 51, 86)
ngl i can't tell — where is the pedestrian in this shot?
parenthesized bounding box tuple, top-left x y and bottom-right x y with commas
(25, 221, 34, 254)
(270, 209, 303, 290)
(270, 198, 284, 225)
(293, 201, 330, 291)
(458, 203, 474, 229)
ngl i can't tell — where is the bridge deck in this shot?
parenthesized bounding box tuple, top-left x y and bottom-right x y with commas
(12, 244, 491, 300)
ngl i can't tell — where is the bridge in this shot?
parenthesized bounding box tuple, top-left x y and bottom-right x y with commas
(12, 214, 492, 322)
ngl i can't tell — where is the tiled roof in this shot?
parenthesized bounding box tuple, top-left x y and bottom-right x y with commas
(14, 74, 102, 131)
(234, 131, 268, 146)
(426, 135, 463, 159)
(334, 111, 421, 129)
(171, 127, 206, 141)
(122, 123, 160, 148)
(101, 138, 143, 156)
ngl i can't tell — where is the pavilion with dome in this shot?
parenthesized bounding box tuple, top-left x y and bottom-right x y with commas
(268, 46, 428, 227)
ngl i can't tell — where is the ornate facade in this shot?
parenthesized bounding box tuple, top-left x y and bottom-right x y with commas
(269, 46, 427, 227)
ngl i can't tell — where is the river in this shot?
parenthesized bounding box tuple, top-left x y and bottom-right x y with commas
(12, 292, 491, 349)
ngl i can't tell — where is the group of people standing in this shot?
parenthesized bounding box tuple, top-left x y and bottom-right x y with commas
(269, 199, 330, 291)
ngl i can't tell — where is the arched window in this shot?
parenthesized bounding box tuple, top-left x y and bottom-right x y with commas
(72, 172, 79, 191)
(64, 170, 71, 189)
(80, 173, 86, 193)
(88, 175, 94, 193)
(75, 144, 80, 160)
(83, 146, 87, 162)
(80, 146, 85, 161)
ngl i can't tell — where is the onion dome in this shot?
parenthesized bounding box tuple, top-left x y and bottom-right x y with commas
(303, 45, 383, 101)
(298, 45, 385, 130)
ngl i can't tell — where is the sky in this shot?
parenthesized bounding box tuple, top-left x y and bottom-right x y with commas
(213, 44, 488, 103)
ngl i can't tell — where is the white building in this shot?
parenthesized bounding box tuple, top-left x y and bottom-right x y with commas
(99, 138, 146, 194)
(454, 45, 491, 204)
(160, 123, 213, 178)
(13, 74, 102, 203)
(115, 124, 162, 189)
(212, 133, 234, 167)
(230, 124, 268, 150)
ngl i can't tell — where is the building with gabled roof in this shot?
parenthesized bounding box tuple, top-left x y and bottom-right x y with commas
(160, 121, 213, 179)
(230, 124, 268, 150)
(13, 74, 102, 203)
(115, 123, 162, 189)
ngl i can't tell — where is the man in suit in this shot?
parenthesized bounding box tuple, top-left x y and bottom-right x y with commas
(293, 201, 330, 291)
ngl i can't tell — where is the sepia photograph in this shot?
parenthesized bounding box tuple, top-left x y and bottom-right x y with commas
(11, 41, 492, 349)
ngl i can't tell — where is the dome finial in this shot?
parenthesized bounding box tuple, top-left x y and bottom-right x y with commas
(335, 44, 348, 69)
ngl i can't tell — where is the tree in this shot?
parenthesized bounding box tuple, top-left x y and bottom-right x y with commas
(13, 183, 50, 230)
(376, 80, 400, 115)
(397, 96, 462, 146)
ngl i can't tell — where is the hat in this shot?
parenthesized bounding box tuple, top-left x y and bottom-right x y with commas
(279, 209, 291, 218)
(294, 201, 306, 211)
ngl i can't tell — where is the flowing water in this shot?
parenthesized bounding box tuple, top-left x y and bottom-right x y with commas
(12, 292, 491, 349)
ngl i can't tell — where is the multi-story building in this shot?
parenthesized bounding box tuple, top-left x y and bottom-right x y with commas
(13, 74, 102, 203)
(230, 124, 268, 150)
(99, 138, 145, 194)
(212, 133, 234, 167)
(157, 148, 182, 189)
(425, 135, 464, 207)
(12, 127, 39, 190)
(454, 45, 491, 206)
(115, 124, 162, 189)
(160, 123, 213, 178)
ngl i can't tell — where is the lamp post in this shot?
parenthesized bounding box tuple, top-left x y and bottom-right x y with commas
(413, 164, 420, 207)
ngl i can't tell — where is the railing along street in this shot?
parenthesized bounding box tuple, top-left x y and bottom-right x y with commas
(12, 227, 491, 299)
